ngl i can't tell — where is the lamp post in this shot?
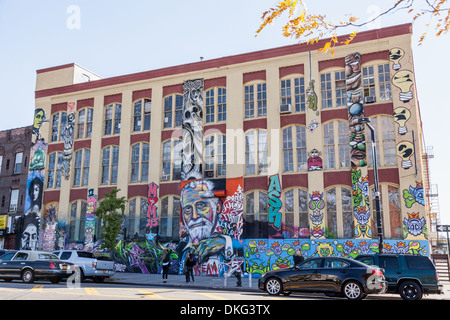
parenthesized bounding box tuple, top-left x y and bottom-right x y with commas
(354, 117, 384, 253)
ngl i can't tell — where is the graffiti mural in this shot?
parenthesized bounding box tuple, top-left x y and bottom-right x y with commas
(84, 189, 97, 251)
(306, 79, 318, 115)
(346, 52, 367, 167)
(308, 191, 325, 239)
(146, 182, 159, 235)
(396, 140, 414, 169)
(181, 79, 204, 181)
(389, 48, 405, 71)
(42, 202, 58, 251)
(268, 174, 282, 238)
(351, 166, 372, 239)
(392, 70, 414, 103)
(403, 212, 427, 239)
(393, 107, 411, 135)
(179, 178, 243, 276)
(307, 148, 322, 171)
(22, 108, 48, 250)
(403, 181, 425, 208)
(62, 102, 76, 180)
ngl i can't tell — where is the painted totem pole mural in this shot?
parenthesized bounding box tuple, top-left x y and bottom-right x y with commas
(345, 52, 372, 239)
(146, 182, 159, 236)
(181, 79, 204, 181)
(62, 102, 76, 180)
(389, 48, 428, 243)
(22, 108, 48, 250)
(42, 202, 58, 251)
(84, 189, 97, 251)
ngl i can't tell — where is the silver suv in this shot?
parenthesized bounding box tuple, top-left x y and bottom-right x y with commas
(53, 250, 115, 283)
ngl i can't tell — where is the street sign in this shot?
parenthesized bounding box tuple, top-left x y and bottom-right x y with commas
(437, 225, 450, 232)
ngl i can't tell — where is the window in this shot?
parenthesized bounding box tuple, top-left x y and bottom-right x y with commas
(162, 139, 182, 181)
(284, 188, 309, 238)
(335, 71, 347, 107)
(78, 201, 86, 241)
(325, 186, 353, 239)
(159, 195, 181, 241)
(388, 186, 402, 239)
(205, 87, 227, 123)
(101, 146, 119, 184)
(73, 149, 90, 186)
(0, 155, 3, 175)
(164, 94, 183, 128)
(69, 201, 77, 241)
(133, 99, 152, 132)
(283, 125, 307, 172)
(281, 77, 306, 112)
(51, 111, 67, 142)
(9, 189, 19, 212)
(47, 152, 63, 188)
(367, 116, 396, 166)
(362, 66, 375, 98)
(245, 82, 266, 118)
(244, 191, 268, 238)
(321, 73, 332, 109)
(245, 129, 267, 175)
(104, 103, 122, 135)
(323, 121, 350, 169)
(77, 108, 93, 139)
(378, 64, 392, 101)
(14, 152, 23, 174)
(204, 134, 226, 178)
(126, 198, 136, 237)
(131, 143, 150, 182)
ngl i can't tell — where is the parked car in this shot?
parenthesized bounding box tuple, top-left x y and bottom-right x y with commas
(355, 253, 443, 300)
(0, 250, 74, 284)
(53, 250, 115, 283)
(258, 257, 386, 300)
(0, 249, 9, 257)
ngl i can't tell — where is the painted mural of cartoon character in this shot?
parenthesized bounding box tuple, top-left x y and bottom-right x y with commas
(389, 48, 405, 71)
(403, 212, 427, 238)
(306, 79, 318, 115)
(392, 70, 414, 103)
(307, 148, 323, 171)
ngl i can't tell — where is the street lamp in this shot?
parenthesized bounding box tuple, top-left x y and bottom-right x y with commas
(353, 117, 384, 253)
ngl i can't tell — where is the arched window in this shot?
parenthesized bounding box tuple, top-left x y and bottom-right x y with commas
(163, 94, 183, 128)
(160, 195, 180, 241)
(133, 98, 152, 132)
(51, 111, 67, 142)
(244, 190, 268, 239)
(47, 152, 63, 189)
(104, 103, 121, 135)
(325, 186, 353, 239)
(130, 142, 150, 182)
(101, 146, 119, 184)
(280, 76, 306, 112)
(77, 107, 93, 139)
(284, 188, 309, 238)
(244, 81, 266, 118)
(245, 129, 267, 175)
(323, 120, 350, 169)
(73, 149, 90, 186)
(161, 138, 181, 181)
(205, 87, 227, 123)
(282, 125, 307, 172)
(204, 133, 226, 178)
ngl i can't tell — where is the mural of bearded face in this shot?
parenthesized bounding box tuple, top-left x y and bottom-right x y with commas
(181, 181, 222, 246)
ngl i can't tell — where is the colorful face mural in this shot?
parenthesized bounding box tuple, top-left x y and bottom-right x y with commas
(181, 79, 204, 181)
(307, 148, 323, 171)
(351, 166, 372, 239)
(345, 52, 367, 167)
(179, 178, 243, 276)
(403, 181, 425, 208)
(403, 212, 427, 239)
(84, 189, 97, 251)
(308, 191, 325, 239)
(42, 202, 58, 251)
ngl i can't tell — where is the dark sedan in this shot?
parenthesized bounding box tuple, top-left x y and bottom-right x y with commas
(258, 257, 386, 300)
(0, 250, 75, 284)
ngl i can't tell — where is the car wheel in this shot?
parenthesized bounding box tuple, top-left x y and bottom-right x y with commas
(399, 281, 423, 301)
(265, 278, 283, 295)
(50, 278, 60, 284)
(93, 277, 105, 283)
(21, 269, 35, 284)
(342, 280, 364, 300)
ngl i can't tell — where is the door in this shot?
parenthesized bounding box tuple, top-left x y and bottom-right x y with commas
(0, 252, 16, 277)
(286, 258, 324, 291)
(378, 256, 401, 289)
(9, 252, 29, 277)
(319, 258, 351, 291)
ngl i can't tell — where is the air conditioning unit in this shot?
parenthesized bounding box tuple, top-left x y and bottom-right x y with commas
(204, 171, 214, 178)
(279, 104, 292, 114)
(9, 205, 17, 213)
(161, 175, 170, 181)
(364, 96, 376, 104)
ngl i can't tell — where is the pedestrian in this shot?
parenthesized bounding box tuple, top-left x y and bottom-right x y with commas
(185, 253, 196, 283)
(161, 249, 172, 283)
(293, 249, 304, 266)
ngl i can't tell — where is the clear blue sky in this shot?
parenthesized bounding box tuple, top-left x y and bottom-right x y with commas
(0, 1, 449, 225)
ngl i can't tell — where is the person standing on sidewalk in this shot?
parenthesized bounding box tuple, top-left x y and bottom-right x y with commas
(161, 249, 172, 283)
(185, 253, 196, 283)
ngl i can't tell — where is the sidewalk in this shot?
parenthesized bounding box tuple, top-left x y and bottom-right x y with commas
(105, 272, 450, 299)
(106, 272, 259, 292)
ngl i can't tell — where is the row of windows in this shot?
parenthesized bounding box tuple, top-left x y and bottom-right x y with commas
(49, 62, 392, 143)
(46, 116, 397, 188)
(0, 152, 25, 176)
(64, 183, 402, 243)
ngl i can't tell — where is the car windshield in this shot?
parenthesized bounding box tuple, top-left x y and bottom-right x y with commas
(38, 253, 59, 260)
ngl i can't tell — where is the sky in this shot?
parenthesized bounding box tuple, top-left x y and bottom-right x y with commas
(0, 0, 449, 225)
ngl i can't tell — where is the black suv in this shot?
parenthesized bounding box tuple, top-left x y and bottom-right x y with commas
(355, 254, 443, 300)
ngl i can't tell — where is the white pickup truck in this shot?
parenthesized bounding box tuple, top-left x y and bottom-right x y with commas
(53, 250, 115, 283)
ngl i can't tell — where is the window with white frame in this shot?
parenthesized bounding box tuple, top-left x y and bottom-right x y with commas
(9, 189, 19, 212)
(325, 186, 353, 239)
(282, 125, 307, 172)
(378, 63, 392, 101)
(245, 129, 267, 175)
(244, 190, 268, 239)
(131, 142, 150, 182)
(323, 121, 350, 169)
(47, 152, 63, 188)
(367, 116, 396, 166)
(101, 145, 119, 184)
(77, 108, 93, 139)
(284, 188, 309, 238)
(133, 98, 152, 132)
(205, 87, 227, 124)
(14, 152, 23, 174)
(104, 103, 122, 135)
(163, 94, 183, 128)
(73, 149, 90, 187)
(159, 195, 180, 241)
(204, 134, 226, 178)
(51, 111, 67, 142)
(162, 139, 182, 181)
(320, 70, 347, 109)
(281, 77, 306, 112)
(245, 82, 267, 118)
